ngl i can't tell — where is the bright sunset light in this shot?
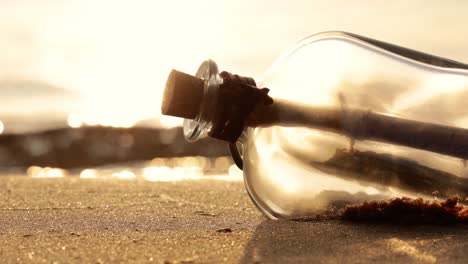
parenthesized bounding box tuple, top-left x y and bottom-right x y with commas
(3, 1, 468, 263)
(2, 1, 468, 130)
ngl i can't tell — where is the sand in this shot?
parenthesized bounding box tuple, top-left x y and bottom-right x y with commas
(1, 176, 468, 263)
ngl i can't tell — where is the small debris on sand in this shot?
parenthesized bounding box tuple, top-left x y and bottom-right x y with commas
(194, 210, 217, 217)
(341, 197, 468, 224)
(216, 228, 233, 233)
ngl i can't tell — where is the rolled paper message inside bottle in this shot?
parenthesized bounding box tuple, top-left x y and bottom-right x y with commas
(162, 70, 468, 161)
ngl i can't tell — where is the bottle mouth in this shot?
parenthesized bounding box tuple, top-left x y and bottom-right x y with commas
(183, 59, 220, 142)
(162, 59, 273, 143)
(162, 59, 273, 170)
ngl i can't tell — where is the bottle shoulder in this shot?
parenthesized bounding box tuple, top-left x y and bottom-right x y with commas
(299, 31, 468, 70)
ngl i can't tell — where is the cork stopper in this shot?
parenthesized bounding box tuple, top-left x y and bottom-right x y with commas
(161, 69, 205, 119)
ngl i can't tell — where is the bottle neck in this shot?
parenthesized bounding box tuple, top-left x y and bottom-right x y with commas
(183, 60, 273, 143)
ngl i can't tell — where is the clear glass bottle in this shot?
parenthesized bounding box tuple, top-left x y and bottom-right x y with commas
(162, 31, 468, 220)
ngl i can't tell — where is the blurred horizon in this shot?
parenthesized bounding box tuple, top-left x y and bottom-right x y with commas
(2, 0, 468, 133)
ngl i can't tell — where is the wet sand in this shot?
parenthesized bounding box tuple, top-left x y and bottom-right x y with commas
(1, 176, 468, 263)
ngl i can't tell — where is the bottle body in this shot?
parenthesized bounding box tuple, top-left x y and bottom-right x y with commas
(242, 32, 468, 219)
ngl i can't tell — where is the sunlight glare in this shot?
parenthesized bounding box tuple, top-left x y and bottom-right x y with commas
(27, 166, 67, 178)
(67, 113, 83, 128)
(80, 169, 97, 179)
(30, 1, 217, 128)
(160, 115, 183, 128)
(111, 170, 136, 180)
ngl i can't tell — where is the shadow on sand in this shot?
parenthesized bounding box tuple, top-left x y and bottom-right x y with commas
(240, 220, 468, 263)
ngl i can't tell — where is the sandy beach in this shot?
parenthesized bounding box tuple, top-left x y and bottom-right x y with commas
(1, 176, 468, 263)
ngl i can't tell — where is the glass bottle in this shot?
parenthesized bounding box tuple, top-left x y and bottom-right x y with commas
(161, 31, 468, 219)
